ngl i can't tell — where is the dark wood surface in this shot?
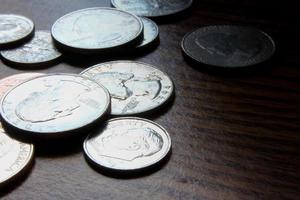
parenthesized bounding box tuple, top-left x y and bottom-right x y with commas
(1, 1, 300, 199)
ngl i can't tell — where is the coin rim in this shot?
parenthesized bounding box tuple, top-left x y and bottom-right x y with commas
(136, 17, 159, 49)
(111, 0, 194, 17)
(80, 60, 174, 116)
(0, 131, 34, 186)
(51, 7, 144, 52)
(0, 30, 62, 67)
(83, 117, 172, 171)
(0, 14, 35, 47)
(0, 73, 111, 137)
(181, 25, 276, 68)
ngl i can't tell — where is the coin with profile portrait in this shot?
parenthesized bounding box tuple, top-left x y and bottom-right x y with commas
(81, 61, 174, 116)
(0, 14, 34, 48)
(0, 74, 110, 138)
(51, 7, 143, 54)
(83, 117, 171, 171)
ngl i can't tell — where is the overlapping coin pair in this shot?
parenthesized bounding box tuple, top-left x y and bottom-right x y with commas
(0, 61, 174, 183)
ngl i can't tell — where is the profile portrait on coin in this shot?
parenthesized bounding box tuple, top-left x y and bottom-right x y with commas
(195, 33, 262, 59)
(90, 127, 164, 161)
(71, 13, 126, 46)
(92, 71, 161, 113)
(15, 79, 92, 123)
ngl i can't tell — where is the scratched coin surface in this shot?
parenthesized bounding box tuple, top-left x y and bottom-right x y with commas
(84, 117, 171, 171)
(111, 0, 193, 17)
(0, 124, 34, 186)
(51, 7, 143, 54)
(81, 61, 174, 115)
(182, 26, 276, 67)
(0, 73, 44, 98)
(0, 14, 34, 47)
(136, 17, 159, 49)
(0, 74, 110, 138)
(1, 31, 61, 67)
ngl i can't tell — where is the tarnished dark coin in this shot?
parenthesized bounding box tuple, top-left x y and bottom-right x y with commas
(136, 17, 159, 49)
(1, 31, 62, 67)
(81, 61, 174, 116)
(84, 117, 171, 171)
(0, 74, 110, 138)
(0, 124, 34, 186)
(0, 73, 44, 98)
(51, 7, 143, 54)
(0, 14, 34, 48)
(181, 26, 276, 68)
(111, 0, 193, 17)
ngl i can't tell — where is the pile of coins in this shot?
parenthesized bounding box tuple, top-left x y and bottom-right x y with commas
(0, 0, 276, 188)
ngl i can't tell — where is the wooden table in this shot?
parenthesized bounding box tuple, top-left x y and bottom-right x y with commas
(1, 1, 299, 199)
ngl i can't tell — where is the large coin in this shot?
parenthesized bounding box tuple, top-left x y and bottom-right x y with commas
(51, 7, 143, 54)
(111, 0, 193, 17)
(1, 31, 62, 67)
(136, 17, 159, 49)
(81, 61, 174, 116)
(181, 26, 276, 68)
(84, 117, 171, 171)
(0, 124, 34, 186)
(0, 73, 44, 98)
(0, 74, 110, 138)
(0, 14, 34, 48)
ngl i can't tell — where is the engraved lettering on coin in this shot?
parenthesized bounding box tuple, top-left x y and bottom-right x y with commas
(111, 0, 193, 17)
(0, 125, 34, 185)
(0, 14, 34, 46)
(181, 26, 276, 67)
(81, 61, 173, 115)
(84, 117, 171, 171)
(51, 8, 143, 52)
(1, 31, 61, 66)
(0, 74, 110, 137)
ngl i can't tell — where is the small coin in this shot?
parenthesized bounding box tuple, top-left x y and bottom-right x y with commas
(181, 25, 276, 68)
(111, 0, 193, 17)
(0, 74, 110, 138)
(0, 14, 34, 48)
(136, 17, 159, 49)
(1, 31, 62, 67)
(81, 61, 174, 116)
(0, 124, 34, 186)
(51, 7, 143, 54)
(0, 73, 44, 98)
(84, 117, 171, 171)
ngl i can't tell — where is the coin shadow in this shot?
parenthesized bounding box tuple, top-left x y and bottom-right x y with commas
(182, 50, 280, 77)
(84, 149, 172, 179)
(0, 157, 35, 198)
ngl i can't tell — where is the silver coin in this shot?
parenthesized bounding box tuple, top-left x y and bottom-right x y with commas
(84, 117, 171, 171)
(0, 124, 34, 186)
(111, 0, 193, 17)
(51, 7, 143, 54)
(0, 14, 34, 47)
(0, 74, 110, 138)
(81, 61, 174, 116)
(181, 26, 276, 68)
(136, 17, 159, 49)
(1, 31, 62, 67)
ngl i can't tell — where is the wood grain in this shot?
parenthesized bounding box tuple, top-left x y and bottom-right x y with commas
(0, 0, 299, 199)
